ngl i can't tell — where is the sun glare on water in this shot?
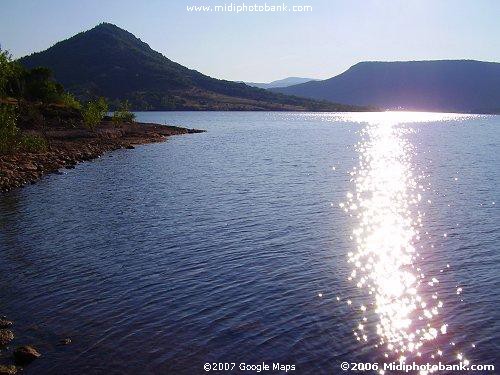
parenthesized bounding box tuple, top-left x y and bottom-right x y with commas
(337, 112, 477, 373)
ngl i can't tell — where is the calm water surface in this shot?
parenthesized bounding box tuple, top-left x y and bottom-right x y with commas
(0, 112, 498, 374)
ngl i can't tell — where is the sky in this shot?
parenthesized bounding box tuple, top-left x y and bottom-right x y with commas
(1, 0, 500, 82)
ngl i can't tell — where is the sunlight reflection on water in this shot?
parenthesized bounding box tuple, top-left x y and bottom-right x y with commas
(339, 112, 479, 374)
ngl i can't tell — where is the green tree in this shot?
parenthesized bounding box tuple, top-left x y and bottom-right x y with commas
(1, 48, 64, 104)
(6, 61, 28, 102)
(112, 100, 135, 123)
(0, 49, 14, 97)
(82, 97, 108, 130)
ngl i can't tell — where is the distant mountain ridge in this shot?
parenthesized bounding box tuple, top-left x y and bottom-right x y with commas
(18, 23, 369, 112)
(245, 77, 317, 89)
(272, 60, 500, 113)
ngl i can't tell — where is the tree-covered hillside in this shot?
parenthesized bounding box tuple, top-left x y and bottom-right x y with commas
(19, 23, 372, 111)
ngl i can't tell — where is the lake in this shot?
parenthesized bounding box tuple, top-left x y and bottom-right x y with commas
(0, 112, 498, 374)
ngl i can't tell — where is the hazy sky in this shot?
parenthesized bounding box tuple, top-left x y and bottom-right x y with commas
(1, 0, 499, 82)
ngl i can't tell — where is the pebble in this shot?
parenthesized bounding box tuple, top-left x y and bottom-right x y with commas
(0, 329, 14, 346)
(0, 319, 13, 329)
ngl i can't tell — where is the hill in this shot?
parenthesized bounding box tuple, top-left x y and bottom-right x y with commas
(272, 60, 500, 113)
(245, 77, 317, 89)
(18, 23, 369, 112)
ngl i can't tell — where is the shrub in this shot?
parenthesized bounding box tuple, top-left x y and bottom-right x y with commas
(82, 97, 108, 130)
(112, 100, 135, 123)
(0, 104, 19, 154)
(20, 133, 48, 153)
(0, 105, 49, 154)
(59, 92, 81, 110)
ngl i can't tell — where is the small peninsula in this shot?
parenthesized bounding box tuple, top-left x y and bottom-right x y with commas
(0, 51, 203, 193)
(0, 115, 203, 192)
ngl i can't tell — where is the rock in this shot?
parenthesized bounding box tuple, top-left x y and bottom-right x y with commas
(0, 319, 13, 329)
(0, 365, 17, 375)
(125, 145, 135, 149)
(13, 345, 41, 364)
(0, 329, 14, 346)
(59, 338, 72, 345)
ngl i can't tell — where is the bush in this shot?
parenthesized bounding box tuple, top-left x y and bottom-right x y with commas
(0, 105, 48, 154)
(20, 133, 48, 153)
(112, 100, 135, 123)
(83, 97, 108, 130)
(0, 104, 19, 154)
(59, 92, 81, 110)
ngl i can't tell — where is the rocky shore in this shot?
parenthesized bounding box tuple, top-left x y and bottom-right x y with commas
(0, 120, 204, 192)
(0, 314, 42, 374)
(1, 315, 48, 375)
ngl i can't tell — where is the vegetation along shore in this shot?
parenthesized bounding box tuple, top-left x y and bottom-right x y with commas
(0, 49, 204, 193)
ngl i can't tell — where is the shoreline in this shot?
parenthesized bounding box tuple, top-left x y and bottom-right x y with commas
(0, 121, 204, 193)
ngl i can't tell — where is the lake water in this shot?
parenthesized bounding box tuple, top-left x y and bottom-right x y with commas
(0, 112, 498, 374)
